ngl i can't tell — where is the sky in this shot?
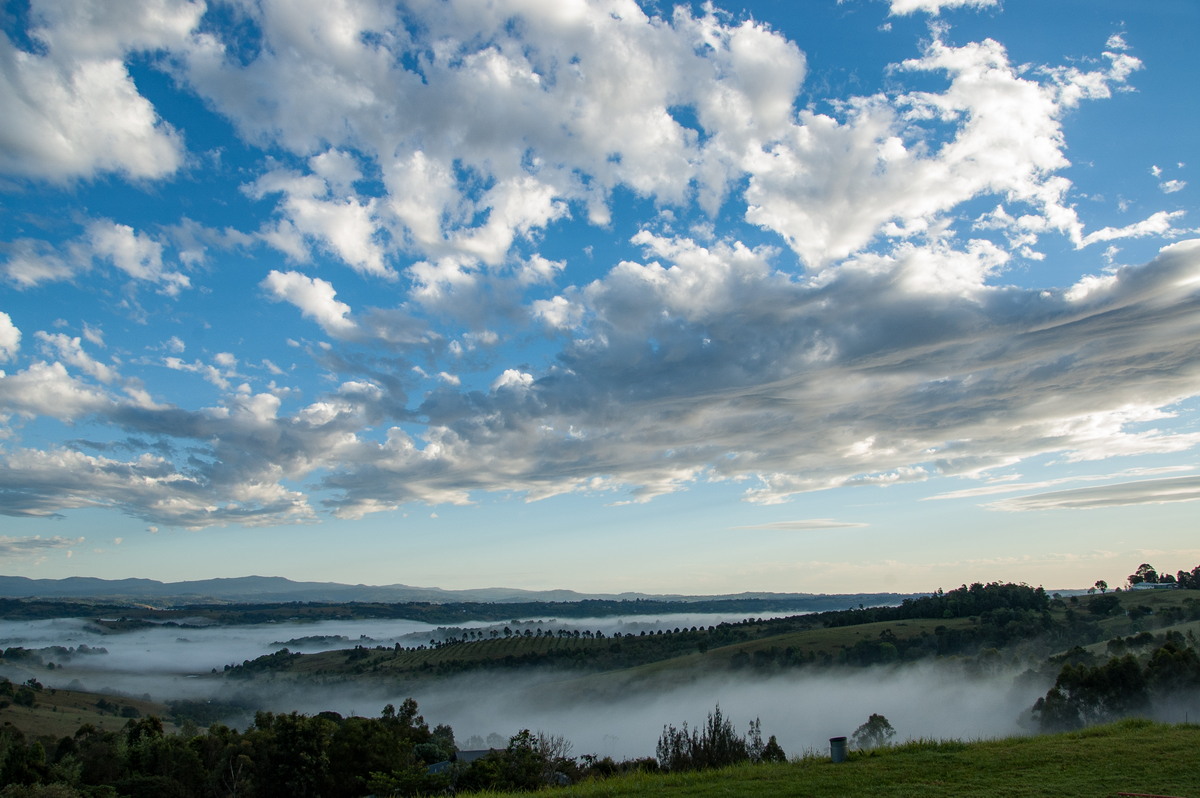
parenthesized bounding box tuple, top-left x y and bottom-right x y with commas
(0, 0, 1198, 596)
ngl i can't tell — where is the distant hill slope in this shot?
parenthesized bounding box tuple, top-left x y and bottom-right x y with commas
(0, 574, 911, 606)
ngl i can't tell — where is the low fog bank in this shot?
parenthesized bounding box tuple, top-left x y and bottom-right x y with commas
(54, 662, 1044, 761)
(0, 613, 799, 676)
(394, 662, 1047, 760)
(2, 618, 450, 672)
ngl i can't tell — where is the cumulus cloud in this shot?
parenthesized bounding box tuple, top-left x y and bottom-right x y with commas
(0, 2, 1197, 532)
(248, 167, 392, 278)
(177, 1, 806, 286)
(887, 0, 999, 15)
(261, 270, 357, 337)
(745, 32, 1140, 267)
(0, 312, 20, 361)
(0, 360, 112, 420)
(87, 221, 191, 293)
(34, 331, 117, 383)
(0, 0, 200, 181)
(3, 221, 193, 291)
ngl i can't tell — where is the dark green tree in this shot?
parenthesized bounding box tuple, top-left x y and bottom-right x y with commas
(760, 735, 787, 763)
(1128, 563, 1158, 586)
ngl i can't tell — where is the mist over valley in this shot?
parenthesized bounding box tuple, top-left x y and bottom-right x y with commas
(1, 607, 1047, 759)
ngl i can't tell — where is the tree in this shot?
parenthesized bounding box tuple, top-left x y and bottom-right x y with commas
(760, 735, 787, 763)
(1175, 565, 1200, 589)
(851, 714, 895, 750)
(1128, 564, 1158, 586)
(1094, 580, 1108, 594)
(1031, 654, 1150, 731)
(1087, 593, 1121, 617)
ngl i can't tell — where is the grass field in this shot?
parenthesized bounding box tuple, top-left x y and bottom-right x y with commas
(464, 719, 1199, 798)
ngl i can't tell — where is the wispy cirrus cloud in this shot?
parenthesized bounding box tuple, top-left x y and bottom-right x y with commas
(926, 465, 1198, 502)
(0, 534, 83, 557)
(988, 476, 1200, 512)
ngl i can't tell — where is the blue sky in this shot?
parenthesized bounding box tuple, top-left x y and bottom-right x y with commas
(1, 0, 1198, 595)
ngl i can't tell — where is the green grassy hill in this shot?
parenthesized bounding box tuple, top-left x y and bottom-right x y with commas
(468, 719, 1199, 798)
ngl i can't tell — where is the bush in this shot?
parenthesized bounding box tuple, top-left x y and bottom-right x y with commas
(656, 705, 773, 773)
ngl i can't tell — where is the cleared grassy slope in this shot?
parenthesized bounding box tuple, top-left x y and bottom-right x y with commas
(0, 684, 174, 738)
(468, 719, 1200, 798)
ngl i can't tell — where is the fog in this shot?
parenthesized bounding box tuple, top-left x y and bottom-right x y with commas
(2, 614, 1047, 761)
(0, 612, 801, 674)
(387, 663, 1045, 759)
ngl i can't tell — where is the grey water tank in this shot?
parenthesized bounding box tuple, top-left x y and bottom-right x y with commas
(830, 736, 847, 763)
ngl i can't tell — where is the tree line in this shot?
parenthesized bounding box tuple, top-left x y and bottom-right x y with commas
(1030, 631, 1200, 732)
(0, 696, 798, 797)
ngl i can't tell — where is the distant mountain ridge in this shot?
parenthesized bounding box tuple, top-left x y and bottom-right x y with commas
(0, 574, 887, 605)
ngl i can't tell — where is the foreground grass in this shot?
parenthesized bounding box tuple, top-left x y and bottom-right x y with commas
(467, 719, 1199, 798)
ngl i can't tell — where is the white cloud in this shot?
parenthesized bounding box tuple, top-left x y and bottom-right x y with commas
(492, 369, 534, 392)
(1080, 210, 1186, 247)
(261, 270, 357, 337)
(34, 331, 117, 383)
(532, 296, 584, 330)
(0, 360, 112, 420)
(81, 324, 104, 347)
(0, 0, 201, 181)
(249, 167, 392, 278)
(177, 1, 808, 287)
(5, 222, 195, 291)
(0, 312, 20, 361)
(163, 355, 234, 391)
(744, 32, 1138, 267)
(1, 239, 80, 287)
(888, 0, 999, 15)
(87, 221, 190, 293)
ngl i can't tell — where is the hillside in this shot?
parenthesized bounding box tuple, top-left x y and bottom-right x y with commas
(0, 679, 175, 739)
(467, 719, 1199, 798)
(216, 584, 1200, 690)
